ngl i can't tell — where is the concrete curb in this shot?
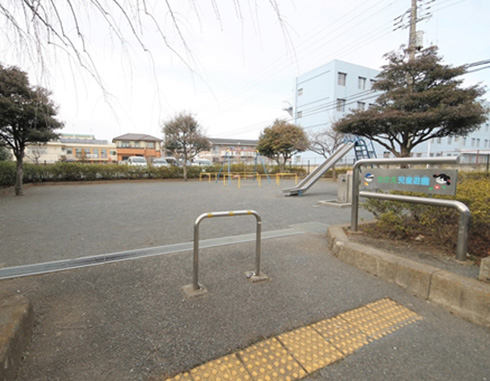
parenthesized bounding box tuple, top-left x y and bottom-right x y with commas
(327, 225, 490, 328)
(0, 292, 33, 381)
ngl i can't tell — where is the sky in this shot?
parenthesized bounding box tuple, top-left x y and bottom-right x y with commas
(1, 0, 489, 143)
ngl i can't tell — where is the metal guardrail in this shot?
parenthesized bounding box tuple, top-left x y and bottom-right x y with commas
(359, 191, 470, 261)
(351, 156, 460, 231)
(351, 156, 470, 261)
(186, 210, 267, 296)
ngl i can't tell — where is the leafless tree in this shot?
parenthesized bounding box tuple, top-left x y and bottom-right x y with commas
(26, 144, 47, 165)
(0, 1, 288, 93)
(308, 127, 343, 179)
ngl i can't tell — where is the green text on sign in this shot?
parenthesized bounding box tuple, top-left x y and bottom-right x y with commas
(361, 169, 457, 196)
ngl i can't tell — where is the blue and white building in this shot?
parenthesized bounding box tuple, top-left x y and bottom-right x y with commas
(293, 59, 490, 166)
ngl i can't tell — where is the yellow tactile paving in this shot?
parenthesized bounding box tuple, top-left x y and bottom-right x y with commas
(165, 298, 422, 380)
(365, 299, 423, 328)
(190, 354, 250, 380)
(165, 371, 193, 380)
(311, 315, 369, 355)
(277, 326, 343, 373)
(338, 305, 398, 340)
(239, 337, 307, 380)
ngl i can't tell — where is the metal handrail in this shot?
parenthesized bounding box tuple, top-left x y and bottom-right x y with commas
(359, 191, 470, 261)
(192, 210, 262, 291)
(350, 156, 470, 261)
(351, 156, 460, 231)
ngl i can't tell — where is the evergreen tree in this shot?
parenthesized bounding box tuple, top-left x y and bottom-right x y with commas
(334, 46, 488, 157)
(0, 64, 63, 195)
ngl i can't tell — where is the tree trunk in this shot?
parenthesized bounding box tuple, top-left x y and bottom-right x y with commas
(15, 153, 24, 196)
(183, 164, 188, 181)
(277, 157, 286, 173)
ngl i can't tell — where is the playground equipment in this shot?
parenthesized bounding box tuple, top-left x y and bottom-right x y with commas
(216, 150, 271, 185)
(282, 136, 376, 197)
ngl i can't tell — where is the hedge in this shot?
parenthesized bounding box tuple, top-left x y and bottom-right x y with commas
(0, 161, 309, 187)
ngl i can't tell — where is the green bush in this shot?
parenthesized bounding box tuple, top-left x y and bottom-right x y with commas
(362, 174, 490, 258)
(0, 161, 16, 187)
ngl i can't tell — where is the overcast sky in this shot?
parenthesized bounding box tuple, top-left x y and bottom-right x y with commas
(1, 0, 489, 142)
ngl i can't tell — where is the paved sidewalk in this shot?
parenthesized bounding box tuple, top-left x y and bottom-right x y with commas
(0, 232, 488, 380)
(0, 181, 489, 380)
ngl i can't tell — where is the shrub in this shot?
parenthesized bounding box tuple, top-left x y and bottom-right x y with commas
(0, 161, 16, 187)
(362, 174, 490, 259)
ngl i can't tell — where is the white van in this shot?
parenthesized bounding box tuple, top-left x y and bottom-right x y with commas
(127, 156, 147, 167)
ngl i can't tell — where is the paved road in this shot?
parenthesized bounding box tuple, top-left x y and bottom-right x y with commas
(1, 233, 488, 380)
(0, 179, 366, 267)
(0, 180, 488, 380)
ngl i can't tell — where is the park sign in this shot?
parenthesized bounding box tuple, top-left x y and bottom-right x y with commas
(360, 169, 458, 196)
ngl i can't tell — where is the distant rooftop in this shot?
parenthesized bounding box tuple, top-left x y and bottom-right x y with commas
(209, 138, 258, 145)
(59, 138, 109, 145)
(113, 133, 161, 142)
(60, 133, 95, 140)
(59, 133, 108, 145)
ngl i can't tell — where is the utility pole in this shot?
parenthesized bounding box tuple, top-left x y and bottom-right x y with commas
(394, 0, 434, 60)
(408, 0, 417, 61)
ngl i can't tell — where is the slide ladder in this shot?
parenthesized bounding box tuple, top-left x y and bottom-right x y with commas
(353, 138, 377, 160)
(282, 142, 355, 196)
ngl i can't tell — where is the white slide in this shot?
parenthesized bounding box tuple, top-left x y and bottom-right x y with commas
(283, 142, 355, 196)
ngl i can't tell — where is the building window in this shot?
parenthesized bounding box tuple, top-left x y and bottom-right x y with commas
(84, 148, 91, 158)
(436, 137, 441, 144)
(447, 137, 452, 144)
(485, 139, 488, 148)
(358, 76, 366, 90)
(338, 72, 347, 86)
(75, 148, 82, 158)
(476, 138, 480, 148)
(357, 101, 365, 111)
(336, 98, 346, 112)
(121, 141, 130, 148)
(370, 79, 377, 87)
(471, 138, 475, 147)
(92, 149, 99, 158)
(66, 148, 73, 155)
(298, 88, 303, 96)
(297, 111, 303, 118)
(147, 142, 155, 149)
(101, 149, 107, 158)
(134, 141, 140, 148)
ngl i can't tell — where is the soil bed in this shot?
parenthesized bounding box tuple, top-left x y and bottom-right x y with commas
(345, 225, 480, 280)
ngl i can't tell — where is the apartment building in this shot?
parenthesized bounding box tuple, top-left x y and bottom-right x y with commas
(293, 59, 489, 165)
(198, 138, 273, 165)
(24, 134, 117, 164)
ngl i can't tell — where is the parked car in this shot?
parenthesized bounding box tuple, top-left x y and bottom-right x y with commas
(127, 156, 147, 167)
(163, 157, 181, 167)
(191, 159, 212, 167)
(152, 158, 170, 167)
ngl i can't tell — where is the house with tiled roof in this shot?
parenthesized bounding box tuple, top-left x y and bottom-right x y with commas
(112, 133, 162, 163)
